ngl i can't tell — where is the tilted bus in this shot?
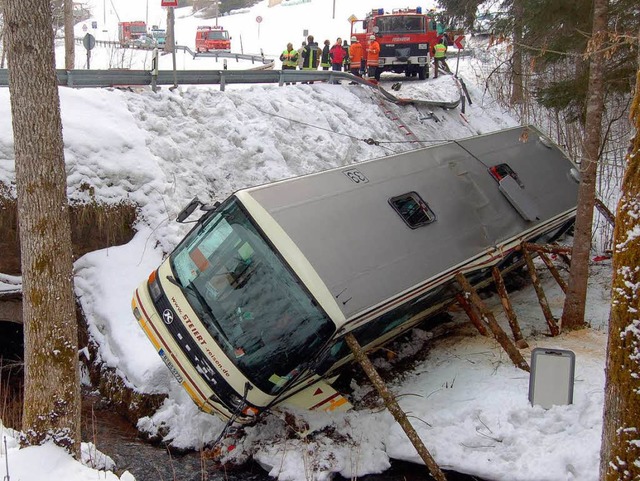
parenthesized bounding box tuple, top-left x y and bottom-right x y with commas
(131, 126, 579, 424)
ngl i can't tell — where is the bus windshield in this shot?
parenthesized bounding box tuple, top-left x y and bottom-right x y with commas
(169, 198, 334, 395)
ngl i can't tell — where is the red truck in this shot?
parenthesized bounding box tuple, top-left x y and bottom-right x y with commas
(118, 21, 147, 48)
(351, 7, 444, 80)
(195, 25, 231, 52)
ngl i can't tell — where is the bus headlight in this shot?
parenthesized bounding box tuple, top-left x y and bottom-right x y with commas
(148, 270, 163, 302)
(226, 392, 244, 409)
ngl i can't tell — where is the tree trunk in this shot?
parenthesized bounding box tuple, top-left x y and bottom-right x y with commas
(64, 0, 74, 70)
(510, 0, 524, 105)
(561, 0, 608, 330)
(165, 7, 175, 54)
(4, 0, 80, 457)
(599, 40, 640, 481)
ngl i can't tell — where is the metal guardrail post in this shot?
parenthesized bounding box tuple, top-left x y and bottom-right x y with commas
(220, 72, 226, 92)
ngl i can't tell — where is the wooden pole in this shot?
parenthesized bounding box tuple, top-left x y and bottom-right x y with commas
(536, 251, 569, 294)
(344, 333, 448, 481)
(523, 242, 572, 256)
(594, 197, 615, 227)
(455, 273, 530, 371)
(491, 267, 528, 349)
(455, 293, 489, 336)
(522, 246, 560, 336)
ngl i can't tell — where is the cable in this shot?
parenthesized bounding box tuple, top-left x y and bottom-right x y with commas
(250, 103, 450, 149)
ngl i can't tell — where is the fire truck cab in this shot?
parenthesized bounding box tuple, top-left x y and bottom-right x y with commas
(118, 21, 147, 48)
(351, 7, 442, 80)
(195, 26, 231, 52)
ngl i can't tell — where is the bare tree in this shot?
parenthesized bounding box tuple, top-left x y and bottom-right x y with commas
(560, 0, 609, 329)
(3, 0, 80, 456)
(64, 0, 74, 70)
(599, 35, 640, 480)
(510, 0, 524, 105)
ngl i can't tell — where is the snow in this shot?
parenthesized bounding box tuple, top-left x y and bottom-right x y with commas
(0, 1, 616, 480)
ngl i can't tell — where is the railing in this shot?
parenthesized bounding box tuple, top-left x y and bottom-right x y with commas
(0, 69, 461, 110)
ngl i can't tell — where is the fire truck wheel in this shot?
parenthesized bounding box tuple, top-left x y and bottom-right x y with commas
(419, 66, 428, 80)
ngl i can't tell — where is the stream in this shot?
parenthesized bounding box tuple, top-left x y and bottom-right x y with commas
(83, 400, 488, 481)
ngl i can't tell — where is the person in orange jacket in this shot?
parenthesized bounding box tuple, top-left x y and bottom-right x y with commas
(348, 35, 364, 78)
(366, 34, 381, 81)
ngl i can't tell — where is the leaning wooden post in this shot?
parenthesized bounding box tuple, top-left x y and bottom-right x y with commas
(344, 333, 447, 481)
(522, 245, 560, 336)
(455, 293, 489, 336)
(491, 267, 528, 349)
(455, 273, 530, 371)
(536, 251, 568, 294)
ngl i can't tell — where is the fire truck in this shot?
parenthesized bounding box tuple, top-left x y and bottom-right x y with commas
(195, 26, 231, 52)
(118, 21, 147, 48)
(350, 7, 443, 80)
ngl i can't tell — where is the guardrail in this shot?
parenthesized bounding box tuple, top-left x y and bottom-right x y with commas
(0, 69, 461, 110)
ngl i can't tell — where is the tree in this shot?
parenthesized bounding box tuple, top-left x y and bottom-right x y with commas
(599, 40, 640, 481)
(3, 0, 81, 456)
(510, 0, 524, 105)
(64, 0, 74, 70)
(560, 0, 608, 329)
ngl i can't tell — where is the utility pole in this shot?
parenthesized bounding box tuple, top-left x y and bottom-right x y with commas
(332, 0, 336, 19)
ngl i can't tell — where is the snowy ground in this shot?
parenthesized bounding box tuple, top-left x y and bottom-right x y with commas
(0, 1, 615, 480)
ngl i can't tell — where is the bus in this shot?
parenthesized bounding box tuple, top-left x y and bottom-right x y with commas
(131, 126, 579, 424)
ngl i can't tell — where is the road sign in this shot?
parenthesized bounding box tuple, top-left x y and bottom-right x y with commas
(454, 35, 466, 49)
(82, 24, 88, 32)
(161, 0, 178, 7)
(256, 15, 263, 23)
(83, 33, 96, 51)
(348, 14, 357, 23)
(91, 21, 98, 29)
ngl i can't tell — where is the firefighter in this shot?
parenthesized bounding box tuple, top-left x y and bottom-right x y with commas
(280, 42, 299, 85)
(366, 34, 381, 82)
(433, 39, 447, 78)
(301, 35, 320, 83)
(348, 36, 364, 78)
(297, 41, 306, 70)
(320, 39, 331, 70)
(342, 39, 350, 71)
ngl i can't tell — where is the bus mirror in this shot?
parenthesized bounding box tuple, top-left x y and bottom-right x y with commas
(201, 201, 221, 211)
(176, 197, 203, 223)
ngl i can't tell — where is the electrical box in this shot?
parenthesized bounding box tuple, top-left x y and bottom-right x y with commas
(528, 348, 575, 409)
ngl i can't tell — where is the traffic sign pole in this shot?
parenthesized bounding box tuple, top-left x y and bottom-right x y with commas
(454, 35, 465, 77)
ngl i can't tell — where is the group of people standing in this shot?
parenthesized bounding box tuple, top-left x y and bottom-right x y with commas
(279, 34, 382, 84)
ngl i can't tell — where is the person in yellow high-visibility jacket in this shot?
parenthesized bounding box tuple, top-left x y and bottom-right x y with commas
(280, 42, 299, 85)
(433, 39, 448, 78)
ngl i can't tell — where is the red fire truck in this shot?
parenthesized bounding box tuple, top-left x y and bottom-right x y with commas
(350, 7, 443, 80)
(195, 26, 231, 52)
(118, 21, 147, 48)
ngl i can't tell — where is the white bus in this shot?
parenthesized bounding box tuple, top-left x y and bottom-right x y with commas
(131, 126, 578, 423)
